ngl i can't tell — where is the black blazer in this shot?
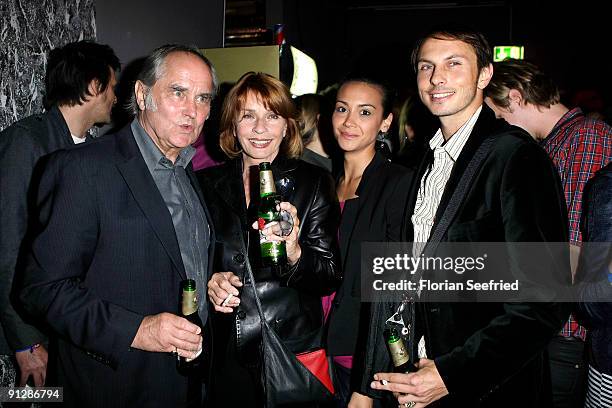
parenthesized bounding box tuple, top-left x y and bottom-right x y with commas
(327, 152, 413, 357)
(360, 105, 571, 407)
(19, 124, 215, 407)
(0, 106, 72, 354)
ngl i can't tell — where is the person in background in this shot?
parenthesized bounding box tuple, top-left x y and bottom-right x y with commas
(575, 161, 612, 408)
(295, 93, 333, 172)
(485, 58, 612, 408)
(325, 75, 412, 407)
(19, 44, 215, 407)
(199, 72, 340, 406)
(394, 90, 438, 170)
(358, 27, 570, 408)
(0, 40, 119, 388)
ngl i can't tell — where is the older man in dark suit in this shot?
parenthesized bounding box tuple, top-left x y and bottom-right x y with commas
(19, 44, 216, 407)
(0, 40, 119, 387)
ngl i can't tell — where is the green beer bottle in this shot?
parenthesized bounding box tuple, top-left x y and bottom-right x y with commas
(257, 162, 287, 268)
(177, 279, 203, 373)
(383, 326, 415, 373)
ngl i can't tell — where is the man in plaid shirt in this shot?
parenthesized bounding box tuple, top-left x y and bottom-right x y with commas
(485, 58, 612, 408)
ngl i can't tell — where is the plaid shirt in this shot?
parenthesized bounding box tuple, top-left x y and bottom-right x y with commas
(541, 107, 612, 339)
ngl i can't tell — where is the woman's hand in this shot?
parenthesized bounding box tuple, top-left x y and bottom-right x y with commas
(207, 272, 242, 313)
(278, 202, 301, 264)
(348, 392, 374, 408)
(253, 201, 302, 265)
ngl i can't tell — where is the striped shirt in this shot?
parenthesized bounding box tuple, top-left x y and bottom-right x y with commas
(412, 106, 482, 359)
(412, 106, 482, 257)
(585, 365, 612, 408)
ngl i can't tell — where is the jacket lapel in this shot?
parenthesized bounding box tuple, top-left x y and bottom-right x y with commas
(115, 126, 187, 280)
(187, 166, 216, 269)
(430, 105, 501, 233)
(212, 159, 248, 223)
(402, 105, 505, 242)
(339, 152, 385, 270)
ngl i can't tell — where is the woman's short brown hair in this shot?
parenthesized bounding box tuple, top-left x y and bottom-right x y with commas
(219, 72, 303, 159)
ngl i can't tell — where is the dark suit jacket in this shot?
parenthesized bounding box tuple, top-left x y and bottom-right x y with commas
(0, 106, 72, 354)
(358, 105, 571, 407)
(403, 105, 571, 407)
(327, 152, 412, 358)
(19, 124, 214, 407)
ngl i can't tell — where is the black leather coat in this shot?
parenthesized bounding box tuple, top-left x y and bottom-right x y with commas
(197, 157, 341, 365)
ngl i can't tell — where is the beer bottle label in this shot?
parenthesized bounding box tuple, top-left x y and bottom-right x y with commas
(388, 338, 409, 367)
(260, 169, 275, 196)
(181, 290, 198, 316)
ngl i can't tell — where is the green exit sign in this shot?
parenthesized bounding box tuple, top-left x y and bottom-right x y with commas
(493, 46, 524, 62)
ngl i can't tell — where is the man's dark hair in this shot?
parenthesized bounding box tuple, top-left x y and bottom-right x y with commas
(410, 26, 493, 73)
(44, 40, 120, 109)
(127, 44, 218, 115)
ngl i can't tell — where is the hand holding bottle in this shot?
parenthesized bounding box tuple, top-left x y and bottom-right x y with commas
(130, 312, 202, 359)
(255, 201, 301, 265)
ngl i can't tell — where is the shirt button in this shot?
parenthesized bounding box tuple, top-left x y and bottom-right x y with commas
(237, 310, 246, 319)
(233, 253, 245, 264)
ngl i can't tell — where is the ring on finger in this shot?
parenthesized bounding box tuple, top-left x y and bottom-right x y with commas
(403, 402, 416, 408)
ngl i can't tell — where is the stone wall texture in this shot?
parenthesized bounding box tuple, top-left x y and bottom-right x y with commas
(0, 0, 96, 131)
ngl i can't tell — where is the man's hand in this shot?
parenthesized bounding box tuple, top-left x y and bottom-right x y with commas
(15, 344, 48, 386)
(370, 359, 449, 407)
(131, 313, 202, 360)
(207, 272, 242, 313)
(348, 392, 374, 408)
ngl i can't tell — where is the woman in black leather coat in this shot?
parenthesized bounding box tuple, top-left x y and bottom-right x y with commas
(197, 72, 340, 406)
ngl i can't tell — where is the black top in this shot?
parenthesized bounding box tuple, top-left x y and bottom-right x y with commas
(327, 151, 413, 357)
(301, 148, 333, 172)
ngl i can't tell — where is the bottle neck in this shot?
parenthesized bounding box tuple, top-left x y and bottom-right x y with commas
(259, 169, 277, 197)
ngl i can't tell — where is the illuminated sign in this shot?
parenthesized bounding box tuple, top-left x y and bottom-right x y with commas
(493, 46, 524, 62)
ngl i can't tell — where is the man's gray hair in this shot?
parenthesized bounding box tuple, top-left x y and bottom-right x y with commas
(127, 44, 219, 115)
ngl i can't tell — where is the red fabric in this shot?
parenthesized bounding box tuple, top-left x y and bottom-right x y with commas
(192, 135, 222, 171)
(333, 355, 353, 369)
(296, 349, 335, 394)
(541, 108, 612, 244)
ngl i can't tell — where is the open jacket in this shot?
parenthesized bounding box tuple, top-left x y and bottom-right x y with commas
(197, 157, 341, 366)
(327, 152, 412, 360)
(20, 124, 215, 407)
(576, 162, 612, 374)
(358, 105, 571, 407)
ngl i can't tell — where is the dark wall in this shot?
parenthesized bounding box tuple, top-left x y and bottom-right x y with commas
(95, 0, 225, 67)
(282, 0, 609, 104)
